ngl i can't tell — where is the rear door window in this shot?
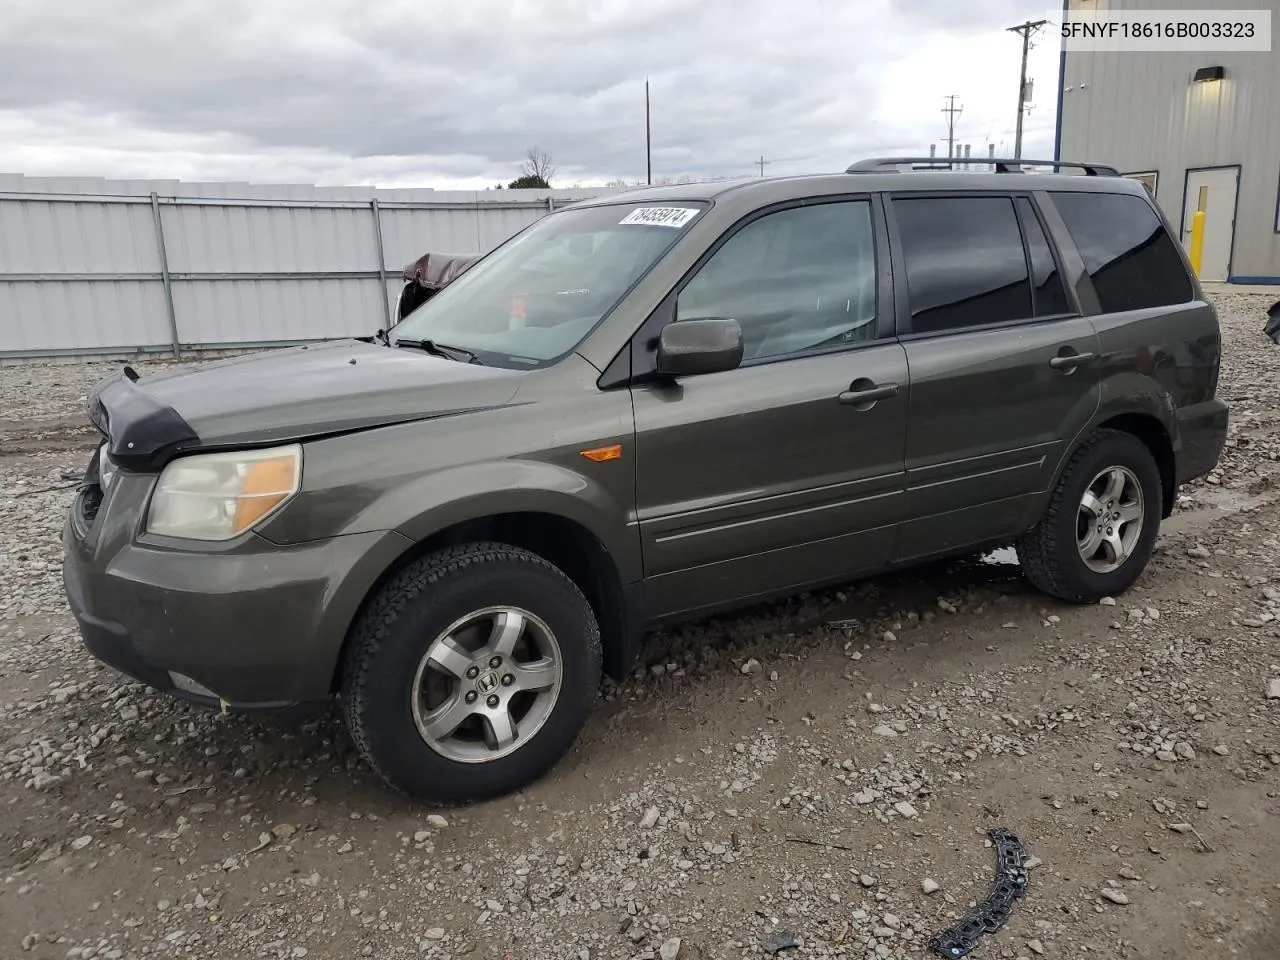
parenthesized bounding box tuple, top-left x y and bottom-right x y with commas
(891, 195, 1033, 334)
(1048, 191, 1193, 312)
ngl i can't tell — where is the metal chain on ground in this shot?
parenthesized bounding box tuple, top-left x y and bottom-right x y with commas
(927, 828, 1029, 959)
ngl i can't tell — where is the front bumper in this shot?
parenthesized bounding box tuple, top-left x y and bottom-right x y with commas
(62, 476, 411, 708)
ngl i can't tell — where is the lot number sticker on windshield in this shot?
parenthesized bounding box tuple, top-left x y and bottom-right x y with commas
(619, 207, 700, 228)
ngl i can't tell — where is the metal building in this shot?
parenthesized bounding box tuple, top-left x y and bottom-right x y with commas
(1055, 0, 1280, 284)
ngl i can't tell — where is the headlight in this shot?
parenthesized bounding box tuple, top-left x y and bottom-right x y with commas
(146, 444, 302, 541)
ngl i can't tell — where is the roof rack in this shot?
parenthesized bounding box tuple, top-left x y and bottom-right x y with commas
(845, 157, 1120, 177)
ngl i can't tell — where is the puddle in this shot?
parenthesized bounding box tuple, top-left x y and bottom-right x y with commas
(980, 545, 1020, 567)
(1192, 486, 1265, 513)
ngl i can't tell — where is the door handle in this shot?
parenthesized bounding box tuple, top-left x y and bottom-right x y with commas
(1049, 351, 1096, 371)
(838, 381, 900, 407)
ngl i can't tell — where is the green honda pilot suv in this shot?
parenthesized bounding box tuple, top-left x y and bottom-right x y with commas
(63, 158, 1229, 804)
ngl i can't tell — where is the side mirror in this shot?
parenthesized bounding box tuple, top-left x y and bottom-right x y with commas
(656, 317, 744, 377)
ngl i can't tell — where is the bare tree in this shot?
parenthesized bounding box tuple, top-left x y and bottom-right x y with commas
(520, 147, 557, 186)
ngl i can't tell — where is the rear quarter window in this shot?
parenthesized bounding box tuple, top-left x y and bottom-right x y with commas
(1048, 191, 1194, 313)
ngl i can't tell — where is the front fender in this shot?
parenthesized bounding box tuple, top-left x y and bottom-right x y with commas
(387, 460, 642, 583)
(261, 448, 641, 583)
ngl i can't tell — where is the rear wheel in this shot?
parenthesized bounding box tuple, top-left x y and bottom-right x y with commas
(341, 542, 601, 804)
(1018, 429, 1163, 603)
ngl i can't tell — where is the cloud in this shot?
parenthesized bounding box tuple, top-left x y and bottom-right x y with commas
(0, 0, 1062, 187)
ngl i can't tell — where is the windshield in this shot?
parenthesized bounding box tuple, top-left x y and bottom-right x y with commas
(391, 201, 708, 367)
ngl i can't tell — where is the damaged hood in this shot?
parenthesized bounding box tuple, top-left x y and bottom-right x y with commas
(88, 339, 524, 469)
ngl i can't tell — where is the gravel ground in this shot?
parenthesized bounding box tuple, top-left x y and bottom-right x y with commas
(2, 293, 1279, 960)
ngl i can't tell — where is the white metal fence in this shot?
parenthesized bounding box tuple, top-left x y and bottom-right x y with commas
(0, 174, 622, 360)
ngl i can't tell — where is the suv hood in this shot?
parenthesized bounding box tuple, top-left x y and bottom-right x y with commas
(87, 339, 525, 469)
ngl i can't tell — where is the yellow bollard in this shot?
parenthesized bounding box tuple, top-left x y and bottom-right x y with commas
(1189, 209, 1206, 278)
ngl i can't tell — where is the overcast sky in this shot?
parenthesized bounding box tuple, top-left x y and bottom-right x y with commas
(0, 0, 1063, 189)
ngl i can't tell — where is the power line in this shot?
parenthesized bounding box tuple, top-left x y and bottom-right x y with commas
(1006, 19, 1048, 159)
(941, 95, 963, 165)
(645, 78, 652, 186)
(756, 155, 771, 177)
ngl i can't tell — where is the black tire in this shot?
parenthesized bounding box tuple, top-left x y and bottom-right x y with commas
(1017, 429, 1164, 603)
(340, 542, 602, 804)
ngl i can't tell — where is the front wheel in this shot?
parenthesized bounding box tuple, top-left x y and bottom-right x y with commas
(1017, 429, 1163, 603)
(340, 542, 602, 804)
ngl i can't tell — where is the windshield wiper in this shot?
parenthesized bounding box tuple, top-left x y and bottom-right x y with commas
(393, 338, 481, 364)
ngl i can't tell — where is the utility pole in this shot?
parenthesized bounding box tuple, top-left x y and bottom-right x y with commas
(941, 95, 963, 166)
(645, 78, 652, 185)
(756, 155, 770, 177)
(1007, 19, 1047, 159)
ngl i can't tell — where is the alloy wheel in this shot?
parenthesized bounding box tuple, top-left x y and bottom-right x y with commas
(1076, 465, 1145, 574)
(410, 606, 562, 763)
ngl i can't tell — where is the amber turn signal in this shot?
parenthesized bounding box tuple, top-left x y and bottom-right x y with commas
(580, 444, 622, 462)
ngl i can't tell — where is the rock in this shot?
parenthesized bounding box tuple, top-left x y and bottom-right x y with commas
(271, 823, 297, 839)
(426, 814, 449, 828)
(1213, 745, 1230, 756)
(1175, 742, 1196, 761)
(1267, 679, 1280, 700)
(741, 658, 762, 675)
(413, 830, 430, 843)
(859, 875, 877, 888)
(1024, 855, 1043, 870)
(119, 704, 139, 722)
(1100, 888, 1130, 905)
(640, 807, 660, 830)
(893, 801, 919, 819)
(1118, 867, 1142, 881)
(70, 835, 93, 850)
(35, 844, 62, 863)
(659, 938, 682, 960)
(1168, 822, 1194, 834)
(423, 928, 446, 941)
(760, 931, 800, 954)
(1028, 939, 1045, 955)
(854, 790, 877, 805)
(882, 914, 901, 929)
(1187, 544, 1211, 559)
(1099, 596, 1116, 606)
(1155, 750, 1178, 763)
(872, 724, 898, 738)
(921, 878, 940, 895)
